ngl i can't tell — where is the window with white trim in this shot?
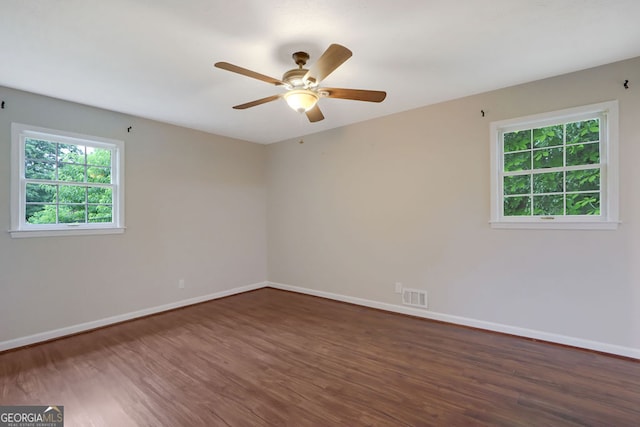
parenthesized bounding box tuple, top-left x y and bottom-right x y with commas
(10, 123, 125, 238)
(490, 101, 618, 229)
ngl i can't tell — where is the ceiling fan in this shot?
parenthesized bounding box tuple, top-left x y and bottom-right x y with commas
(214, 44, 386, 123)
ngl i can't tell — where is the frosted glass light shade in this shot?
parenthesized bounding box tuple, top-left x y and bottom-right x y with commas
(284, 90, 318, 113)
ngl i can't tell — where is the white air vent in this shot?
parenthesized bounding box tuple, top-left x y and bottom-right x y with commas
(402, 288, 428, 308)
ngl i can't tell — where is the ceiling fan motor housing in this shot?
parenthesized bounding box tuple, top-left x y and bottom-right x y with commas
(282, 68, 311, 89)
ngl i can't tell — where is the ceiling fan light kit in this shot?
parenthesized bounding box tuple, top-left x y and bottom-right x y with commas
(284, 89, 318, 113)
(214, 44, 386, 123)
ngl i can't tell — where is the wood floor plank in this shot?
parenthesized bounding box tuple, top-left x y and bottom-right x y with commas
(1, 288, 638, 426)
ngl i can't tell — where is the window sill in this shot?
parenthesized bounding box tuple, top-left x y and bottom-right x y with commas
(490, 221, 619, 230)
(9, 227, 126, 238)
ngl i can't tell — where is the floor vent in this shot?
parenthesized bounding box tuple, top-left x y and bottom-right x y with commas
(402, 288, 428, 308)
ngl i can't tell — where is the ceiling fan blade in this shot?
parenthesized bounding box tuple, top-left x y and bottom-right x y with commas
(303, 44, 352, 84)
(322, 88, 387, 103)
(215, 62, 284, 86)
(305, 105, 324, 122)
(233, 94, 281, 110)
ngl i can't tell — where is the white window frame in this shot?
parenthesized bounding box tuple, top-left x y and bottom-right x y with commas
(490, 101, 619, 230)
(10, 123, 125, 238)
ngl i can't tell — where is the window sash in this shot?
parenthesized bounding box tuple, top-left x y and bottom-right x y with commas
(21, 180, 115, 228)
(489, 101, 618, 230)
(10, 123, 125, 237)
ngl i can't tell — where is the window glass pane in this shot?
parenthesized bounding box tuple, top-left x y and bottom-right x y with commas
(59, 185, 86, 204)
(566, 142, 599, 166)
(566, 192, 600, 215)
(88, 205, 113, 223)
(533, 147, 563, 169)
(504, 151, 531, 172)
(25, 160, 56, 180)
(566, 119, 599, 144)
(86, 147, 111, 166)
(58, 162, 86, 182)
(533, 125, 562, 148)
(25, 139, 56, 162)
(59, 204, 86, 223)
(533, 195, 564, 215)
(26, 183, 56, 203)
(503, 130, 531, 153)
(504, 196, 531, 216)
(503, 175, 530, 195)
(566, 169, 600, 192)
(87, 166, 111, 183)
(533, 172, 563, 194)
(58, 144, 85, 163)
(25, 204, 57, 224)
(88, 187, 112, 204)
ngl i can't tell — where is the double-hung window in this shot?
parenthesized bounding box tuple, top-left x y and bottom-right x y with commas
(490, 101, 618, 229)
(10, 123, 125, 238)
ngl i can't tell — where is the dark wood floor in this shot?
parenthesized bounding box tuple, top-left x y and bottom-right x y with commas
(1, 288, 638, 426)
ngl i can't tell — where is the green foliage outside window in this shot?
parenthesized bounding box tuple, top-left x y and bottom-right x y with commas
(24, 138, 113, 224)
(503, 119, 601, 217)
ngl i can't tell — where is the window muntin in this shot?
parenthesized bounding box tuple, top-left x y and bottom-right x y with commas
(490, 101, 618, 230)
(11, 123, 125, 237)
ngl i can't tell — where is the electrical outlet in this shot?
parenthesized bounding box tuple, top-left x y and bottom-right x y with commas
(394, 282, 403, 294)
(178, 279, 185, 289)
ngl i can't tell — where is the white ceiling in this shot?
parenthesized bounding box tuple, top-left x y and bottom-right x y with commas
(2, 1, 639, 144)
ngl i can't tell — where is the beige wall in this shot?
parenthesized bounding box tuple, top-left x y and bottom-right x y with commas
(0, 87, 267, 343)
(267, 56, 640, 352)
(2, 57, 638, 355)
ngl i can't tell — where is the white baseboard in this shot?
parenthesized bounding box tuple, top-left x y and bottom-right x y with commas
(4, 280, 638, 360)
(0, 281, 267, 352)
(267, 281, 640, 360)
